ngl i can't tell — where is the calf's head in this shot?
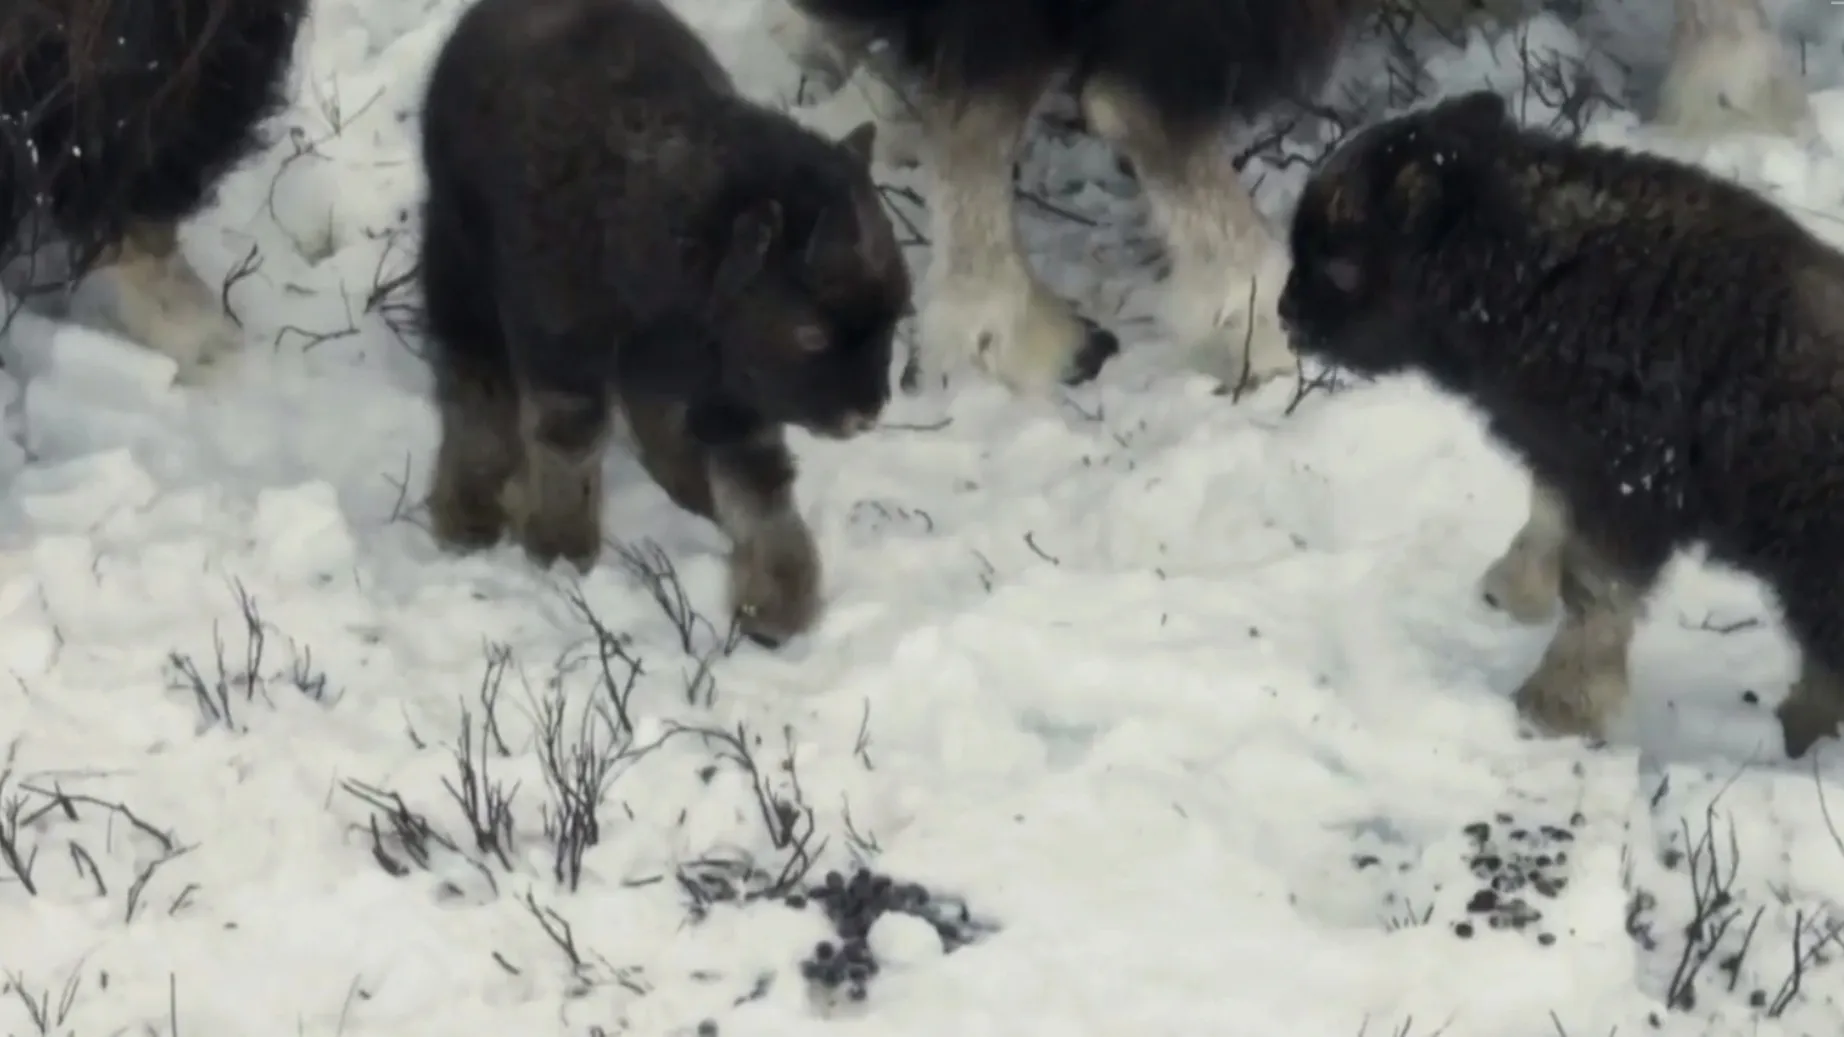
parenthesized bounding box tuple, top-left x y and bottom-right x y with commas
(1279, 89, 1511, 378)
(703, 122, 910, 439)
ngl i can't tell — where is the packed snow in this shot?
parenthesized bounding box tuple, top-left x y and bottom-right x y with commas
(4, 0, 1844, 1034)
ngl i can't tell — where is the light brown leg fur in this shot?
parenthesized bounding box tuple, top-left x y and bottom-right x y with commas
(1513, 536, 1646, 740)
(761, 0, 869, 89)
(912, 89, 1118, 393)
(1480, 478, 1569, 625)
(1777, 655, 1844, 759)
(91, 220, 242, 381)
(622, 394, 821, 647)
(761, 0, 924, 165)
(620, 396, 715, 519)
(1078, 79, 1296, 390)
(1657, 0, 1809, 138)
(504, 388, 610, 573)
(427, 371, 524, 552)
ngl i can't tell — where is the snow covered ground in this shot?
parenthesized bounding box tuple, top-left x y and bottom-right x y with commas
(4, 0, 1844, 1034)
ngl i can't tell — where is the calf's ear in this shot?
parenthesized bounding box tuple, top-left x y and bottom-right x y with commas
(838, 120, 877, 166)
(1375, 147, 1476, 249)
(1425, 90, 1509, 137)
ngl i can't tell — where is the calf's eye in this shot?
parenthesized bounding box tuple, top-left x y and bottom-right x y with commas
(794, 325, 829, 354)
(1324, 257, 1362, 294)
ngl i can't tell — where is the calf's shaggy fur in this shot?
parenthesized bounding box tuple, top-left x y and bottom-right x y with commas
(761, 0, 1378, 395)
(1278, 90, 1844, 759)
(417, 0, 910, 647)
(0, 0, 306, 377)
(1470, 0, 1811, 622)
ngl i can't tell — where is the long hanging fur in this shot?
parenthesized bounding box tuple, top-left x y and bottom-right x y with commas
(785, 0, 1370, 135)
(769, 0, 1375, 396)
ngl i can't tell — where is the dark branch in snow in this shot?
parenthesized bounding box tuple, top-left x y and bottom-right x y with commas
(2, 964, 84, 1036)
(0, 740, 194, 925)
(381, 452, 431, 532)
(561, 589, 643, 737)
(532, 596, 688, 892)
(0, 750, 39, 896)
(669, 723, 827, 921)
(164, 578, 340, 731)
(442, 644, 520, 871)
(219, 241, 263, 328)
(341, 778, 501, 897)
(362, 221, 424, 357)
(520, 890, 649, 997)
(1627, 770, 1844, 1023)
(1661, 805, 1747, 1010)
(612, 538, 738, 657)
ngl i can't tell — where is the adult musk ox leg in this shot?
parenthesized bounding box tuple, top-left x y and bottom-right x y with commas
(1479, 477, 1568, 625)
(1079, 80, 1295, 389)
(1657, 0, 1809, 137)
(915, 86, 1119, 393)
(90, 221, 241, 379)
(1071, 0, 1372, 390)
(1512, 535, 1656, 742)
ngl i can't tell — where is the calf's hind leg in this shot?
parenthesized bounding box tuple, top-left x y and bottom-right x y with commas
(506, 385, 611, 573)
(1479, 478, 1568, 624)
(622, 395, 822, 647)
(1513, 536, 1656, 741)
(427, 365, 524, 552)
(421, 209, 525, 553)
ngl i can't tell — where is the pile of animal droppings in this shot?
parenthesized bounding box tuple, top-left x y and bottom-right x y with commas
(790, 866, 994, 1002)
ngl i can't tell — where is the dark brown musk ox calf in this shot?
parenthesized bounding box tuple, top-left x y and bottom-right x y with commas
(415, 0, 912, 647)
(1278, 89, 1844, 759)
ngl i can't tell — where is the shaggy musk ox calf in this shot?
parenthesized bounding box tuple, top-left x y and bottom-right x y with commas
(761, 0, 1377, 395)
(1277, 90, 1844, 759)
(416, 0, 910, 647)
(0, 0, 306, 377)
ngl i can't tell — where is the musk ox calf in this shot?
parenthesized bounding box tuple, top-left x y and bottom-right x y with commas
(1277, 89, 1844, 759)
(759, 0, 1382, 395)
(416, 0, 911, 647)
(0, 0, 306, 378)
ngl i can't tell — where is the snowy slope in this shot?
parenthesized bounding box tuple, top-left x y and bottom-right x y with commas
(3, 1, 1844, 1035)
